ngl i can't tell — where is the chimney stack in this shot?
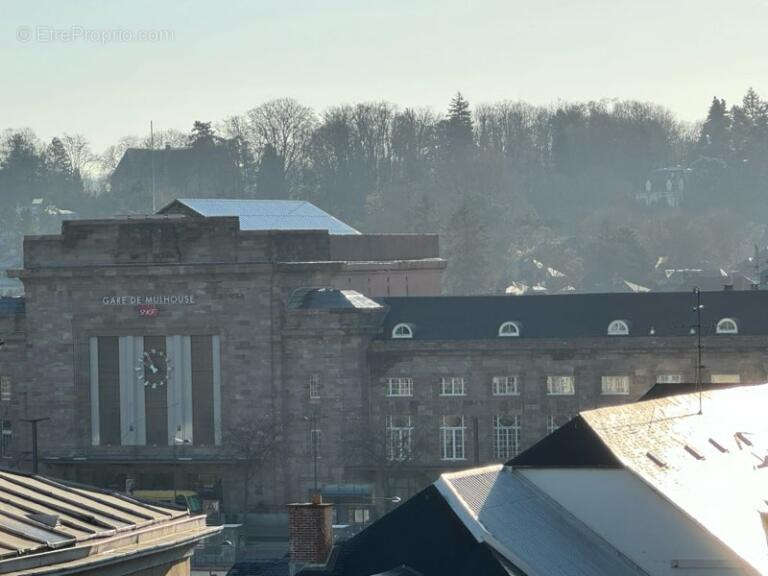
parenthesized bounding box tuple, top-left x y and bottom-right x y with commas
(287, 495, 333, 574)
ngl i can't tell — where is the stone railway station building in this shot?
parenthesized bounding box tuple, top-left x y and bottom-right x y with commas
(1, 199, 767, 523)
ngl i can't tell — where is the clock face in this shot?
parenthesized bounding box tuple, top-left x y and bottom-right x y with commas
(135, 348, 172, 388)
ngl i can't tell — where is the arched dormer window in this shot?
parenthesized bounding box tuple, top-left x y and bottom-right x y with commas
(607, 320, 629, 336)
(392, 323, 413, 339)
(498, 321, 521, 337)
(716, 318, 738, 335)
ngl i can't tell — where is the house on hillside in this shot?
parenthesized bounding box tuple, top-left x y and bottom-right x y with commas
(111, 145, 246, 211)
(301, 384, 768, 576)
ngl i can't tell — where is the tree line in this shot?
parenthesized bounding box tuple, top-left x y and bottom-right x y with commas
(1, 89, 767, 294)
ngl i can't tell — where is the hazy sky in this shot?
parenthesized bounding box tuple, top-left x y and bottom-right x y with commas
(1, 0, 766, 151)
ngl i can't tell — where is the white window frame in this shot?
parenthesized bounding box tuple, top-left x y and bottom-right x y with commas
(498, 321, 521, 337)
(710, 373, 741, 384)
(386, 415, 413, 461)
(493, 415, 520, 459)
(546, 375, 575, 396)
(309, 374, 320, 399)
(1, 419, 11, 455)
(607, 319, 629, 336)
(492, 375, 519, 396)
(386, 377, 413, 397)
(0, 376, 10, 402)
(440, 377, 466, 396)
(656, 374, 683, 384)
(716, 318, 738, 335)
(546, 414, 558, 434)
(392, 323, 413, 339)
(440, 416, 465, 461)
(601, 375, 631, 395)
(350, 507, 371, 524)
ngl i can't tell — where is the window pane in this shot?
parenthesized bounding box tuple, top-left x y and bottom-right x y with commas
(547, 375, 574, 395)
(601, 375, 630, 395)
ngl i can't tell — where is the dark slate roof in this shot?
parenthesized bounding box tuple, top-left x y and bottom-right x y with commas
(370, 567, 422, 576)
(510, 416, 621, 468)
(226, 558, 289, 576)
(380, 290, 768, 340)
(0, 297, 24, 317)
(159, 199, 360, 235)
(297, 485, 509, 576)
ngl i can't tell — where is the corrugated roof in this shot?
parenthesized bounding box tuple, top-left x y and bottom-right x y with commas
(0, 470, 185, 561)
(580, 385, 768, 575)
(380, 290, 768, 340)
(436, 466, 647, 576)
(159, 199, 360, 235)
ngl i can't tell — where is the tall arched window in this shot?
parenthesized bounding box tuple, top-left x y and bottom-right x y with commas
(498, 321, 521, 337)
(607, 320, 629, 336)
(716, 318, 738, 335)
(392, 323, 413, 339)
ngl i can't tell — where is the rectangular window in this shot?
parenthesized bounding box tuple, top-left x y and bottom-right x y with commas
(546, 413, 573, 434)
(656, 374, 683, 384)
(191, 335, 216, 446)
(493, 415, 519, 459)
(386, 377, 413, 397)
(350, 507, 371, 524)
(1, 420, 11, 456)
(440, 377, 466, 397)
(386, 415, 413, 461)
(601, 375, 631, 395)
(441, 415, 465, 460)
(492, 376, 519, 396)
(0, 376, 10, 402)
(710, 374, 741, 384)
(309, 374, 320, 399)
(546, 375, 575, 395)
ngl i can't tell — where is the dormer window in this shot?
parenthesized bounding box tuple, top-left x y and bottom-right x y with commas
(498, 321, 521, 337)
(607, 320, 629, 336)
(392, 323, 413, 339)
(716, 318, 738, 335)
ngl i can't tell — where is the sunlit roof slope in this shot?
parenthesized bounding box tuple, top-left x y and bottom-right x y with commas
(158, 198, 361, 235)
(578, 385, 768, 575)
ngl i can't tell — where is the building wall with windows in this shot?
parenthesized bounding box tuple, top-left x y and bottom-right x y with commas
(367, 337, 768, 472)
(4, 214, 768, 520)
(0, 215, 441, 516)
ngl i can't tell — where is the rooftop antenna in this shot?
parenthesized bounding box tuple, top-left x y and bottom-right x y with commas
(754, 244, 760, 282)
(150, 121, 156, 213)
(693, 287, 703, 415)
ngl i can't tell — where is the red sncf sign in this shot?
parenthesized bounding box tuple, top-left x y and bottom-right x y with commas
(138, 304, 159, 317)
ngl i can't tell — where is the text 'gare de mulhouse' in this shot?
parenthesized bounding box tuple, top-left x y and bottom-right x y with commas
(101, 294, 197, 306)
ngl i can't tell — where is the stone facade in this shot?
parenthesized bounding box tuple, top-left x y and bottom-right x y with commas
(2, 213, 768, 525)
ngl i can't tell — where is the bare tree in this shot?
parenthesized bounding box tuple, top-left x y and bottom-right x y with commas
(224, 414, 281, 512)
(61, 133, 96, 175)
(245, 98, 316, 187)
(344, 415, 431, 506)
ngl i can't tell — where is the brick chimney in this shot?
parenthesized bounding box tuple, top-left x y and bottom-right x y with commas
(287, 494, 333, 573)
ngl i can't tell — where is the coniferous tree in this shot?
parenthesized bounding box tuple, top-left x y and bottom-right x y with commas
(697, 97, 731, 159)
(256, 143, 287, 198)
